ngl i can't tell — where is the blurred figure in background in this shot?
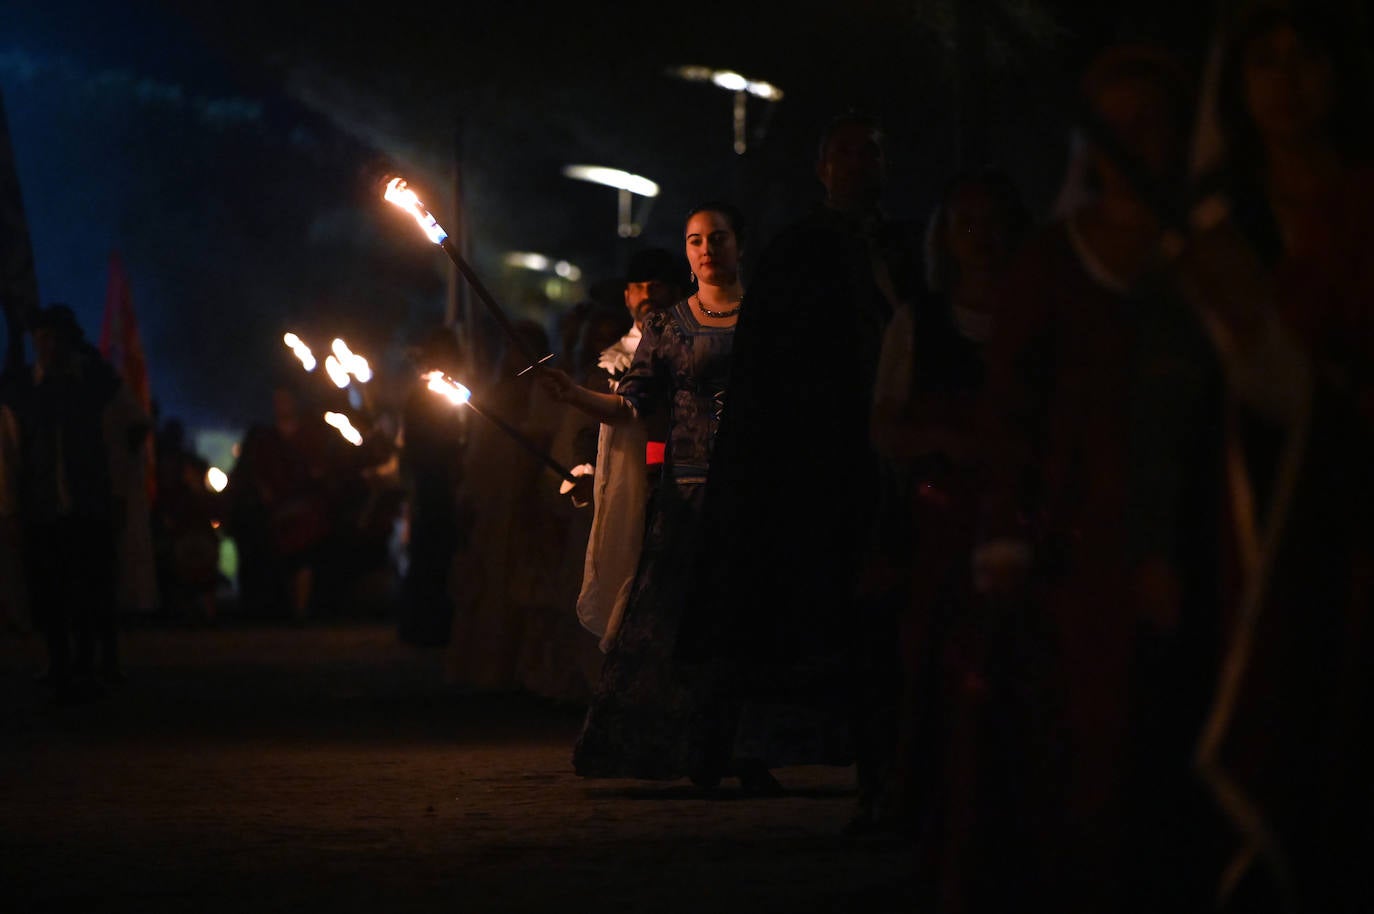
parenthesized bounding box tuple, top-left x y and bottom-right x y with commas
(446, 319, 565, 693)
(14, 304, 126, 701)
(398, 326, 469, 647)
(0, 371, 27, 633)
(1159, 4, 1374, 910)
(225, 384, 332, 620)
(972, 43, 1201, 913)
(152, 417, 221, 620)
(868, 168, 1031, 864)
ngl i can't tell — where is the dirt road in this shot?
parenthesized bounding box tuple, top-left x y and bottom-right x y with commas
(1, 621, 919, 913)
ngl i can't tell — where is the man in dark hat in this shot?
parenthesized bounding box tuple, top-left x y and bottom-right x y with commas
(566, 248, 682, 499)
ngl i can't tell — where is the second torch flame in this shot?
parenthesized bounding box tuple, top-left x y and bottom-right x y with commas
(423, 371, 471, 406)
(324, 411, 364, 446)
(283, 332, 316, 372)
(384, 178, 448, 245)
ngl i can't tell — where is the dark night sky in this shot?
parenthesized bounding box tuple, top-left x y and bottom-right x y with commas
(1, 0, 1212, 440)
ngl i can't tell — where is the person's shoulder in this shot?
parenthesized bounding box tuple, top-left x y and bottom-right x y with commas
(643, 304, 681, 335)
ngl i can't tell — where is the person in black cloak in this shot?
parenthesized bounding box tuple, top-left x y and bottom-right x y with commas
(680, 112, 924, 827)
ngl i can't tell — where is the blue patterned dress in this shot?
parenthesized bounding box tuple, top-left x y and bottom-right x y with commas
(572, 300, 735, 779)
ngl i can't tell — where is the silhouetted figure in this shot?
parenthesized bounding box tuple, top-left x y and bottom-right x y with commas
(445, 319, 565, 692)
(686, 113, 923, 827)
(14, 304, 124, 702)
(398, 326, 468, 647)
(868, 169, 1032, 878)
(225, 385, 332, 620)
(972, 44, 1207, 913)
(1155, 6, 1374, 911)
(153, 418, 221, 619)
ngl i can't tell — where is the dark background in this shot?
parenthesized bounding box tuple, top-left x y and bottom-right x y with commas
(2, 0, 1220, 448)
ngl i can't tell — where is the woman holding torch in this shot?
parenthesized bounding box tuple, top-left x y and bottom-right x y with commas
(539, 201, 777, 792)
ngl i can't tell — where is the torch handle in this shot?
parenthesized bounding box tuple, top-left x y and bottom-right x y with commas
(440, 237, 546, 370)
(464, 401, 578, 483)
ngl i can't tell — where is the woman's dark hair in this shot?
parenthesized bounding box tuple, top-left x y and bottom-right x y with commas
(1213, 2, 1374, 174)
(684, 200, 747, 248)
(923, 170, 1032, 294)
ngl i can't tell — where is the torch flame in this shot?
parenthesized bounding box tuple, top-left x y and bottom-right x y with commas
(324, 354, 351, 389)
(423, 370, 471, 406)
(324, 411, 364, 446)
(331, 338, 372, 383)
(283, 332, 316, 372)
(384, 177, 448, 245)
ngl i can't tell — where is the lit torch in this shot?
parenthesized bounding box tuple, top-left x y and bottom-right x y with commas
(421, 370, 576, 483)
(323, 354, 351, 389)
(283, 332, 316, 372)
(383, 177, 550, 372)
(324, 411, 364, 447)
(331, 338, 372, 383)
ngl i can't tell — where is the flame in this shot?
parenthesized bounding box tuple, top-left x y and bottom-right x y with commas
(205, 466, 228, 493)
(331, 338, 372, 383)
(324, 354, 351, 388)
(282, 332, 316, 372)
(423, 370, 471, 406)
(383, 177, 448, 245)
(324, 411, 364, 446)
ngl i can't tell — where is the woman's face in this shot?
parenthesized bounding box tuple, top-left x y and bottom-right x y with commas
(685, 210, 740, 287)
(1242, 23, 1334, 147)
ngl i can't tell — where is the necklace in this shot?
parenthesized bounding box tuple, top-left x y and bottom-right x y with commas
(694, 294, 741, 319)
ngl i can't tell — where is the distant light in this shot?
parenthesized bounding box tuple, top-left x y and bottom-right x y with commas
(747, 79, 783, 101)
(671, 64, 784, 101)
(672, 65, 714, 83)
(562, 165, 660, 198)
(504, 252, 552, 272)
(205, 466, 228, 493)
(711, 70, 748, 92)
(505, 251, 582, 283)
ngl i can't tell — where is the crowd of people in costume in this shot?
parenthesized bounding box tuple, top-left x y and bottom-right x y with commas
(3, 5, 1371, 911)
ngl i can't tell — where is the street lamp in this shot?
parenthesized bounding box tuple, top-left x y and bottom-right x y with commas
(561, 165, 660, 238)
(669, 65, 784, 155)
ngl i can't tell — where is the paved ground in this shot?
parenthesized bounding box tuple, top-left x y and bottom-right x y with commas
(1, 618, 920, 913)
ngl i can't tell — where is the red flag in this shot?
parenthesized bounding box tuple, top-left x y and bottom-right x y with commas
(100, 251, 152, 409)
(100, 251, 156, 498)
